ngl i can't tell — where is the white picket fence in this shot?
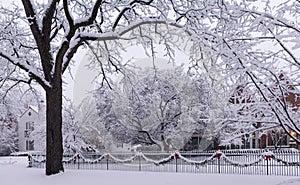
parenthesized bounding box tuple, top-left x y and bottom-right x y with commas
(28, 149, 300, 176)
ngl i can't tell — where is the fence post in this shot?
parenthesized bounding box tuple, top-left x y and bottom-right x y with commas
(77, 154, 80, 169)
(139, 155, 141, 171)
(106, 154, 109, 170)
(216, 152, 222, 174)
(28, 154, 32, 168)
(175, 153, 179, 173)
(265, 155, 271, 175)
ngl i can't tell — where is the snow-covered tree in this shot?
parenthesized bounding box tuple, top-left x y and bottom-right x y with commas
(95, 66, 210, 151)
(219, 81, 274, 147)
(220, 72, 300, 148)
(76, 97, 108, 150)
(61, 101, 97, 153)
(0, 112, 18, 154)
(0, 81, 40, 154)
(31, 100, 93, 153)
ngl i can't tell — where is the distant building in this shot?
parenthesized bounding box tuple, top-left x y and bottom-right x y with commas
(225, 73, 300, 150)
(18, 103, 45, 152)
(183, 73, 300, 151)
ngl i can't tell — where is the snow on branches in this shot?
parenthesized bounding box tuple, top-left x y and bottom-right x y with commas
(95, 66, 210, 151)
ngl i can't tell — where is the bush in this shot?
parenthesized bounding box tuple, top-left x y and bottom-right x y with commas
(0, 145, 11, 156)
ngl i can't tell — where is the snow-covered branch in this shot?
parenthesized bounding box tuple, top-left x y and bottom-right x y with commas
(0, 51, 51, 89)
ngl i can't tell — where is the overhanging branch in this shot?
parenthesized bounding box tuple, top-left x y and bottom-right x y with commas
(0, 51, 51, 90)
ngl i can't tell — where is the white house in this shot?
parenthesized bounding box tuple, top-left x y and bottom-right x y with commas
(18, 103, 45, 152)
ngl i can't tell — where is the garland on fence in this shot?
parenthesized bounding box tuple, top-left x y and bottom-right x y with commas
(222, 155, 264, 167)
(175, 152, 216, 166)
(63, 153, 136, 164)
(108, 153, 137, 163)
(261, 151, 300, 166)
(77, 153, 106, 164)
(28, 154, 46, 163)
(28, 150, 300, 168)
(271, 156, 300, 166)
(138, 152, 175, 165)
(63, 153, 79, 163)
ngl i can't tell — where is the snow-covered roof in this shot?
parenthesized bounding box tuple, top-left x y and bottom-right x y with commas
(29, 106, 38, 113)
(19, 106, 38, 118)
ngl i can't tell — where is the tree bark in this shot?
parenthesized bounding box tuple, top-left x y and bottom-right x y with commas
(45, 83, 64, 175)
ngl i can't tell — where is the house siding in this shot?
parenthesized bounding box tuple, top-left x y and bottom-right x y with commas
(18, 106, 45, 152)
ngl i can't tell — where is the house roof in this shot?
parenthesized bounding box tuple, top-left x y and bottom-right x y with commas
(229, 72, 300, 111)
(19, 106, 38, 118)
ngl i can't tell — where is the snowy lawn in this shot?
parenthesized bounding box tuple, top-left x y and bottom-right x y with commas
(1, 157, 300, 185)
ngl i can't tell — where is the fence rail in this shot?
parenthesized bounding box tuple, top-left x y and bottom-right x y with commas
(28, 149, 300, 176)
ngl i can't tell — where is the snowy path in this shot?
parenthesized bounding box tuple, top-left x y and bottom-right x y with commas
(0, 157, 299, 185)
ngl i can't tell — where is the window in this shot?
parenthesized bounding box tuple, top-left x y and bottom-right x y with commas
(268, 131, 288, 148)
(24, 130, 30, 138)
(191, 137, 199, 149)
(116, 142, 123, 148)
(25, 121, 34, 131)
(25, 122, 34, 138)
(26, 140, 34, 151)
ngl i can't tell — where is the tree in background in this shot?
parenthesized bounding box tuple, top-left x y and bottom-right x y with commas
(31, 100, 92, 153)
(0, 82, 39, 155)
(220, 72, 300, 149)
(0, 112, 18, 155)
(95, 66, 210, 151)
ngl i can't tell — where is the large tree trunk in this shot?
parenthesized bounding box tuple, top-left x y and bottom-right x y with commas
(45, 83, 64, 175)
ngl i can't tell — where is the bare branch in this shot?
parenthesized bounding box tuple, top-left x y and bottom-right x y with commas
(63, 0, 74, 28)
(73, 0, 103, 30)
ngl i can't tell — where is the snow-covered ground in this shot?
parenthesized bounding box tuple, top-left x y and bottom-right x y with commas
(0, 156, 299, 185)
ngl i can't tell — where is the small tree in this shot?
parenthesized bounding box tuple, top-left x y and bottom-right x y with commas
(0, 113, 18, 154)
